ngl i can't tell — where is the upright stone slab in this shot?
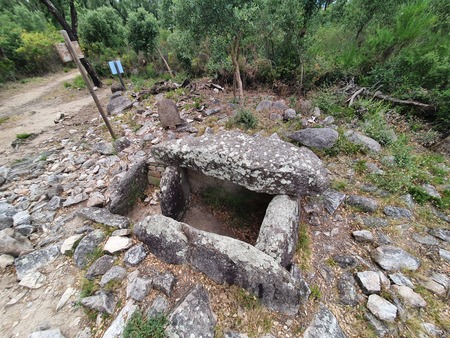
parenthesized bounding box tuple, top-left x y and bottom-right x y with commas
(152, 131, 329, 196)
(109, 159, 148, 215)
(255, 195, 299, 267)
(160, 166, 190, 221)
(157, 99, 183, 128)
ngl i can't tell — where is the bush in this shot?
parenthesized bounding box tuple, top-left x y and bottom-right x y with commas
(127, 8, 159, 55)
(229, 109, 258, 130)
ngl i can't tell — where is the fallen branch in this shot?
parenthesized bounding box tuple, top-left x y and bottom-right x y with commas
(346, 87, 366, 106)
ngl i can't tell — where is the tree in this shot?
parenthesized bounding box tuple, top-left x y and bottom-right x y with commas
(127, 8, 159, 55)
(38, 0, 103, 87)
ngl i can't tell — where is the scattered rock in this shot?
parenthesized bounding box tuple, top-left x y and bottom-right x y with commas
(166, 284, 216, 338)
(19, 271, 46, 289)
(159, 166, 190, 221)
(114, 137, 131, 153)
(303, 304, 347, 338)
(73, 230, 105, 269)
(289, 128, 339, 149)
(421, 323, 445, 337)
(107, 94, 133, 115)
(126, 275, 151, 302)
(111, 83, 124, 93)
(152, 271, 176, 297)
(81, 291, 116, 314)
(0, 254, 15, 269)
(104, 236, 132, 254)
(372, 245, 420, 271)
(352, 230, 374, 243)
(13, 210, 31, 226)
(93, 142, 115, 156)
(367, 294, 397, 323)
(362, 217, 389, 228)
(364, 312, 391, 337)
(86, 192, 105, 208)
(102, 300, 138, 338)
(100, 266, 127, 287)
(356, 271, 381, 295)
(322, 189, 346, 215)
(256, 100, 273, 111)
(147, 296, 169, 318)
(283, 108, 297, 120)
(344, 130, 381, 152)
(338, 272, 359, 306)
(392, 285, 426, 308)
(15, 244, 60, 280)
(428, 228, 450, 242)
(333, 255, 358, 269)
(383, 206, 412, 219)
(56, 287, 76, 311)
(85, 255, 116, 280)
(420, 278, 446, 296)
(62, 193, 88, 207)
(123, 244, 147, 266)
(28, 329, 66, 338)
(439, 248, 450, 262)
(346, 195, 378, 213)
(77, 207, 131, 229)
(389, 273, 414, 288)
(412, 233, 440, 246)
(60, 234, 83, 255)
(157, 99, 183, 128)
(0, 228, 34, 257)
(421, 184, 441, 199)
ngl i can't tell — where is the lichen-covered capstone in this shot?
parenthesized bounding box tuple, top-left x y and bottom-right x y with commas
(151, 131, 329, 196)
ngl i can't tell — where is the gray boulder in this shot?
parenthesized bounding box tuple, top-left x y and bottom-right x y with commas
(344, 130, 381, 152)
(126, 275, 151, 301)
(13, 210, 31, 226)
(166, 284, 216, 338)
(322, 189, 346, 215)
(157, 99, 183, 128)
(102, 299, 138, 338)
(109, 159, 148, 215)
(383, 206, 412, 219)
(428, 228, 450, 242)
(134, 215, 188, 265)
(100, 266, 127, 287)
(356, 271, 381, 295)
(283, 108, 297, 121)
(93, 142, 115, 156)
(124, 244, 147, 266)
(338, 272, 359, 306)
(346, 195, 378, 212)
(107, 94, 133, 115)
(367, 295, 397, 322)
(303, 304, 347, 338)
(73, 230, 105, 269)
(152, 271, 176, 297)
(352, 230, 374, 243)
(81, 291, 116, 314)
(0, 228, 33, 257)
(362, 217, 389, 228)
(77, 207, 130, 229)
(372, 245, 420, 271)
(255, 195, 299, 267)
(151, 131, 329, 196)
(160, 166, 190, 221)
(289, 128, 338, 149)
(147, 296, 169, 318)
(15, 244, 60, 280)
(85, 255, 116, 280)
(255, 100, 273, 111)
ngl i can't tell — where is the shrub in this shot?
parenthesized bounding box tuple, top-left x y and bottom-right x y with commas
(127, 8, 159, 55)
(229, 109, 258, 130)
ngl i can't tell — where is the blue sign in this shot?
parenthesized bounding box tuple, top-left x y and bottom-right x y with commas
(108, 60, 124, 75)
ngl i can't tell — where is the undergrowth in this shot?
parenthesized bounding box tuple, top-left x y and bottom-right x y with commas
(123, 312, 168, 338)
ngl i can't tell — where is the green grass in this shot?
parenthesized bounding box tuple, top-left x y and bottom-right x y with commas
(323, 130, 363, 157)
(309, 285, 321, 300)
(123, 312, 168, 338)
(0, 116, 9, 124)
(80, 278, 98, 298)
(297, 224, 311, 270)
(16, 133, 33, 139)
(226, 109, 258, 130)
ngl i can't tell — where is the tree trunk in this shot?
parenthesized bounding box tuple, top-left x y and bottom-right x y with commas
(39, 0, 102, 87)
(231, 34, 244, 101)
(156, 48, 174, 78)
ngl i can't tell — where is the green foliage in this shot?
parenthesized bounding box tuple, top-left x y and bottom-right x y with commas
(123, 312, 167, 338)
(16, 133, 33, 140)
(79, 7, 125, 49)
(310, 285, 321, 300)
(80, 278, 98, 298)
(228, 109, 258, 130)
(127, 8, 159, 55)
(65, 75, 86, 89)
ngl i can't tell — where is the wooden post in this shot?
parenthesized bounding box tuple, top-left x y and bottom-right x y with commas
(60, 30, 116, 140)
(113, 61, 126, 91)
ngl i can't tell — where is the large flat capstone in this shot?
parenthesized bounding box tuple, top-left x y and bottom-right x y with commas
(151, 131, 329, 196)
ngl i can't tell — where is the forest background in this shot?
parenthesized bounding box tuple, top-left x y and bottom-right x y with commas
(0, 0, 448, 131)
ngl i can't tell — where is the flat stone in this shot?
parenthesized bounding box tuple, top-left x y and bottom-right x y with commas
(28, 329, 66, 338)
(364, 312, 391, 337)
(77, 207, 130, 229)
(392, 285, 426, 308)
(166, 284, 216, 338)
(86, 192, 105, 208)
(347, 195, 379, 213)
(338, 272, 359, 306)
(19, 271, 46, 289)
(81, 291, 116, 314)
(56, 287, 76, 311)
(13, 210, 31, 226)
(151, 131, 329, 196)
(0, 214, 13, 230)
(160, 166, 190, 221)
(126, 275, 151, 302)
(289, 128, 339, 149)
(111, 229, 131, 236)
(439, 248, 450, 262)
(303, 304, 347, 338)
(421, 184, 441, 199)
(102, 299, 138, 338)
(73, 230, 105, 269)
(60, 234, 83, 255)
(224, 332, 249, 338)
(356, 271, 381, 295)
(333, 255, 358, 269)
(108, 159, 148, 215)
(389, 273, 414, 288)
(104, 236, 132, 254)
(123, 244, 147, 266)
(147, 295, 169, 318)
(362, 217, 389, 228)
(46, 196, 63, 211)
(256, 100, 273, 111)
(15, 244, 60, 280)
(85, 255, 116, 280)
(93, 142, 115, 155)
(107, 94, 133, 115)
(372, 245, 420, 271)
(255, 195, 299, 267)
(383, 206, 412, 219)
(420, 278, 446, 296)
(344, 130, 381, 152)
(322, 189, 346, 215)
(352, 230, 374, 243)
(428, 228, 450, 242)
(283, 108, 297, 120)
(431, 272, 449, 290)
(152, 271, 176, 297)
(100, 266, 127, 287)
(421, 323, 445, 337)
(367, 294, 397, 323)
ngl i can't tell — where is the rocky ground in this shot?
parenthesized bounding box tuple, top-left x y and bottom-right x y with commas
(0, 73, 448, 338)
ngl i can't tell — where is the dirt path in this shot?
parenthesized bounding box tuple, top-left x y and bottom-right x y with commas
(0, 71, 110, 166)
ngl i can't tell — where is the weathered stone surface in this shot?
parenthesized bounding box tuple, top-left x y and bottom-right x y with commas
(166, 284, 216, 338)
(77, 207, 130, 229)
(46, 196, 63, 211)
(100, 266, 127, 287)
(73, 230, 105, 269)
(383, 206, 412, 219)
(344, 130, 381, 152)
(107, 94, 133, 115)
(157, 99, 182, 128)
(104, 236, 132, 253)
(367, 295, 397, 322)
(256, 100, 273, 111)
(114, 137, 131, 153)
(412, 233, 440, 246)
(93, 142, 115, 156)
(392, 285, 426, 308)
(134, 215, 188, 265)
(362, 217, 389, 228)
(420, 278, 446, 296)
(290, 264, 311, 301)
(283, 108, 297, 121)
(147, 296, 169, 318)
(255, 195, 299, 267)
(56, 287, 76, 311)
(289, 128, 338, 149)
(111, 83, 124, 93)
(439, 248, 450, 262)
(431, 272, 449, 290)
(86, 192, 105, 208)
(421, 184, 441, 199)
(60, 234, 83, 255)
(372, 245, 420, 271)
(102, 300, 138, 338)
(338, 272, 359, 306)
(389, 273, 414, 288)
(322, 189, 346, 215)
(13, 210, 31, 226)
(160, 166, 190, 221)
(303, 304, 347, 338)
(126, 275, 151, 302)
(81, 291, 116, 314)
(123, 244, 147, 266)
(85, 255, 116, 280)
(333, 255, 358, 269)
(428, 228, 450, 242)
(0, 228, 33, 257)
(0, 214, 14, 230)
(183, 223, 303, 314)
(356, 271, 381, 295)
(109, 159, 148, 215)
(347, 195, 378, 212)
(152, 271, 176, 297)
(15, 244, 60, 280)
(352, 230, 374, 243)
(421, 323, 445, 337)
(152, 131, 329, 196)
(28, 329, 66, 338)
(364, 312, 391, 337)
(0, 254, 14, 269)
(19, 271, 46, 289)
